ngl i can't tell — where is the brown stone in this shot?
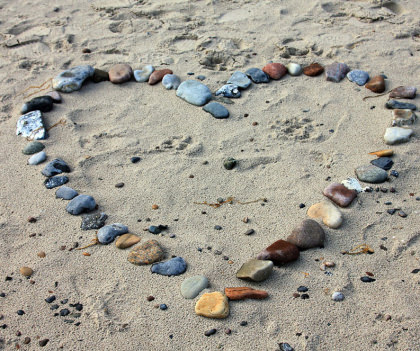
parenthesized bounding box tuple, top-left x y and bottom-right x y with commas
(287, 219, 325, 250)
(365, 75, 385, 93)
(127, 239, 164, 265)
(115, 234, 140, 249)
(262, 63, 287, 80)
(323, 182, 357, 207)
(148, 69, 173, 85)
(19, 267, 33, 277)
(303, 63, 324, 76)
(92, 68, 109, 83)
(37, 251, 46, 258)
(224, 287, 268, 300)
(195, 292, 229, 318)
(256, 239, 299, 265)
(389, 86, 417, 99)
(109, 64, 133, 84)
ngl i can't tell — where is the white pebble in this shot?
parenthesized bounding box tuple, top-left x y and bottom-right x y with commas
(286, 63, 302, 76)
(332, 292, 344, 301)
(28, 151, 47, 165)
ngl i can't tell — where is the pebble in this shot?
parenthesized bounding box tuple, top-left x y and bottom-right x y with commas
(44, 176, 68, 189)
(223, 157, 237, 170)
(147, 296, 155, 301)
(332, 292, 345, 301)
(127, 239, 164, 265)
(355, 165, 388, 183)
(303, 63, 324, 76)
(148, 69, 173, 85)
(176, 80, 212, 106)
(297, 286, 308, 292)
(287, 219, 325, 250)
(301, 294, 309, 299)
(360, 276, 376, 283)
(195, 292, 229, 319)
(227, 71, 252, 89)
(244, 229, 255, 235)
(180, 275, 209, 299)
(325, 62, 350, 83)
(398, 210, 407, 218)
(391, 109, 416, 127)
(55, 186, 78, 200)
(115, 182, 124, 188)
(28, 151, 47, 165)
(115, 233, 140, 249)
(197, 75, 206, 80)
(21, 96, 54, 114)
(97, 223, 128, 244)
(81, 212, 108, 230)
(149, 225, 161, 234)
(17, 309, 25, 315)
(262, 63, 287, 80)
(279, 343, 294, 351)
(22, 141, 44, 155)
(371, 157, 393, 170)
(215, 84, 241, 98)
(60, 308, 70, 316)
(23, 337, 31, 344)
(133, 65, 155, 82)
(307, 201, 343, 229)
(385, 100, 417, 110)
(19, 267, 33, 277)
(257, 239, 300, 264)
(389, 86, 417, 99)
(236, 259, 273, 282)
(162, 74, 181, 90)
(347, 70, 369, 86)
(92, 68, 109, 83)
(224, 287, 268, 300)
(323, 182, 357, 207)
(151, 256, 187, 276)
(66, 195, 96, 215)
(286, 63, 302, 76)
(52, 65, 94, 92)
(130, 156, 141, 163)
(245, 68, 269, 83)
(159, 304, 168, 310)
(45, 91, 62, 103)
(45, 296, 56, 303)
(203, 102, 229, 119)
(383, 127, 413, 145)
(240, 321, 248, 326)
(108, 64, 133, 84)
(16, 110, 45, 140)
(39, 339, 49, 347)
(41, 159, 71, 177)
(365, 75, 385, 93)
(204, 329, 217, 336)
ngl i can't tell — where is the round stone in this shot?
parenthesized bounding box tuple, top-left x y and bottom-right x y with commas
(20, 267, 33, 277)
(262, 63, 287, 80)
(347, 70, 369, 86)
(127, 239, 164, 265)
(332, 292, 345, 301)
(286, 219, 325, 250)
(162, 74, 181, 90)
(97, 223, 128, 244)
(181, 275, 209, 299)
(286, 63, 302, 76)
(28, 151, 47, 165)
(22, 141, 44, 155)
(115, 233, 140, 249)
(195, 292, 229, 319)
(307, 201, 343, 229)
(223, 157, 237, 170)
(108, 64, 133, 84)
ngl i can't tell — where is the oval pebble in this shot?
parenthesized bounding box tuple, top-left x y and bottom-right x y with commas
(331, 292, 345, 301)
(28, 151, 47, 165)
(286, 63, 302, 76)
(66, 195, 96, 215)
(44, 176, 68, 189)
(180, 275, 209, 299)
(203, 102, 229, 119)
(109, 64, 133, 84)
(41, 159, 71, 177)
(176, 80, 212, 106)
(55, 186, 78, 200)
(347, 70, 369, 86)
(97, 223, 129, 244)
(262, 63, 287, 80)
(325, 62, 350, 82)
(245, 68, 269, 83)
(355, 165, 388, 184)
(148, 69, 173, 85)
(23, 141, 44, 155)
(151, 256, 187, 276)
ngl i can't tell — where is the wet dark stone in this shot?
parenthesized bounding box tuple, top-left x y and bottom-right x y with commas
(39, 339, 49, 347)
(21, 96, 54, 114)
(60, 308, 70, 316)
(390, 170, 399, 177)
(411, 269, 420, 274)
(41, 159, 71, 177)
(130, 156, 141, 163)
(204, 329, 217, 337)
(17, 310, 25, 315)
(297, 286, 308, 292)
(50, 304, 59, 310)
(81, 212, 107, 230)
(371, 157, 393, 171)
(240, 321, 248, 326)
(214, 225, 222, 230)
(387, 209, 397, 215)
(385, 100, 417, 110)
(301, 294, 310, 299)
(398, 210, 407, 218)
(148, 225, 161, 234)
(44, 176, 69, 189)
(45, 295, 56, 303)
(361, 276, 376, 283)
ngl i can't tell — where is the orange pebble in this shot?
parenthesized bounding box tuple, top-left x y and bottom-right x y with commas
(82, 252, 91, 256)
(368, 149, 393, 157)
(152, 204, 159, 210)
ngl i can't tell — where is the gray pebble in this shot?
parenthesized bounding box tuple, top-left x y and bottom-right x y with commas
(66, 195, 96, 215)
(44, 176, 68, 189)
(55, 186, 78, 200)
(180, 275, 209, 299)
(134, 65, 155, 82)
(52, 65, 94, 93)
(245, 68, 269, 83)
(28, 151, 47, 165)
(151, 256, 187, 276)
(227, 71, 252, 89)
(162, 74, 181, 90)
(203, 102, 229, 119)
(215, 84, 241, 98)
(331, 291, 345, 301)
(97, 223, 128, 244)
(355, 165, 388, 184)
(22, 141, 44, 155)
(347, 70, 369, 86)
(176, 80, 212, 106)
(41, 159, 71, 177)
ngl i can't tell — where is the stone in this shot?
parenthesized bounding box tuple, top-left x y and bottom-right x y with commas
(257, 239, 300, 263)
(109, 64, 133, 84)
(45, 91, 62, 103)
(384, 127, 413, 145)
(195, 292, 229, 319)
(347, 70, 369, 86)
(262, 63, 287, 80)
(389, 86, 417, 99)
(368, 149, 394, 157)
(92, 68, 109, 83)
(66, 195, 96, 215)
(20, 267, 33, 277)
(203, 102, 229, 119)
(360, 276, 376, 283)
(386, 100, 416, 110)
(332, 292, 345, 301)
(115, 233, 140, 249)
(162, 74, 181, 90)
(391, 109, 416, 127)
(17, 110, 45, 140)
(307, 201, 343, 229)
(365, 75, 385, 93)
(286, 63, 302, 76)
(133, 65, 155, 82)
(97, 223, 128, 244)
(44, 176, 68, 189)
(236, 259, 273, 282)
(22, 141, 44, 155)
(39, 339, 49, 347)
(28, 151, 47, 165)
(176, 80, 212, 106)
(215, 84, 241, 98)
(204, 329, 217, 336)
(227, 71, 252, 89)
(371, 157, 393, 170)
(55, 186, 78, 200)
(287, 219, 325, 250)
(21, 96, 54, 114)
(151, 256, 187, 276)
(325, 62, 350, 83)
(41, 159, 71, 177)
(52, 65, 94, 93)
(224, 287, 268, 300)
(180, 275, 209, 299)
(323, 182, 357, 208)
(223, 157, 236, 170)
(128, 240, 164, 265)
(303, 63, 324, 76)
(279, 343, 294, 351)
(81, 212, 108, 230)
(245, 68, 269, 83)
(355, 165, 388, 183)
(148, 69, 173, 85)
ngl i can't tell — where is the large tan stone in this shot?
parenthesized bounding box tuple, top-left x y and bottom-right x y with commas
(307, 201, 343, 229)
(195, 292, 229, 319)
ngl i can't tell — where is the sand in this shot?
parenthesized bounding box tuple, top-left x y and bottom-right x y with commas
(1, 0, 420, 350)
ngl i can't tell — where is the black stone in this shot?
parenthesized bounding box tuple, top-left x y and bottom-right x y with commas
(44, 176, 69, 189)
(81, 212, 107, 230)
(411, 269, 420, 274)
(204, 329, 217, 337)
(371, 157, 393, 171)
(74, 303, 83, 311)
(130, 156, 141, 163)
(60, 308, 70, 316)
(361, 276, 376, 283)
(39, 339, 49, 347)
(92, 68, 109, 83)
(300, 294, 310, 299)
(385, 100, 416, 110)
(17, 310, 25, 315)
(45, 295, 56, 303)
(214, 225, 222, 230)
(41, 159, 71, 177)
(0, 293, 5, 297)
(240, 321, 248, 326)
(299, 203, 305, 208)
(148, 225, 161, 234)
(297, 286, 308, 292)
(50, 304, 59, 310)
(390, 170, 399, 177)
(387, 209, 397, 215)
(21, 96, 54, 114)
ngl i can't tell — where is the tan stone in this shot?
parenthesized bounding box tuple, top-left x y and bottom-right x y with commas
(115, 234, 140, 249)
(37, 251, 46, 258)
(195, 292, 229, 319)
(20, 267, 33, 277)
(307, 201, 343, 229)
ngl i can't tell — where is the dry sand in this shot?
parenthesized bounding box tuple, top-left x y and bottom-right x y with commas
(1, 0, 420, 350)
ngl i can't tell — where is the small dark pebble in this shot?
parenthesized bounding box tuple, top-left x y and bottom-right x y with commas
(299, 203, 305, 208)
(197, 75, 206, 81)
(50, 304, 59, 310)
(214, 225, 222, 230)
(17, 310, 25, 315)
(214, 250, 222, 255)
(398, 210, 407, 218)
(75, 322, 81, 326)
(5, 276, 12, 281)
(131, 157, 141, 163)
(207, 246, 212, 250)
(301, 294, 310, 299)
(390, 187, 396, 193)
(387, 209, 397, 215)
(329, 129, 334, 133)
(74, 303, 83, 311)
(361, 276, 376, 283)
(380, 188, 388, 193)
(159, 304, 168, 310)
(61, 299, 68, 304)
(297, 286, 308, 292)
(187, 72, 194, 76)
(197, 247, 202, 252)
(240, 321, 248, 326)
(1, 324, 7, 329)
(60, 309, 70, 316)
(23, 337, 31, 344)
(148, 225, 161, 234)
(169, 334, 173, 339)
(380, 244, 388, 251)
(16, 331, 21, 336)
(416, 197, 420, 201)
(223, 256, 229, 260)
(27, 216, 37, 223)
(0, 293, 5, 297)
(169, 234, 176, 238)
(64, 319, 74, 324)
(244, 229, 255, 235)
(384, 202, 392, 205)
(147, 296, 155, 301)
(204, 329, 217, 337)
(45, 296, 56, 303)
(390, 170, 399, 177)
(411, 269, 420, 274)
(115, 182, 124, 188)
(39, 339, 49, 347)
(82, 48, 91, 53)
(279, 343, 294, 351)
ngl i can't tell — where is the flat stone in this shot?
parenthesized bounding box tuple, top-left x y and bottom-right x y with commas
(133, 65, 155, 82)
(262, 63, 287, 80)
(386, 100, 416, 110)
(307, 201, 343, 229)
(66, 195, 96, 215)
(236, 259, 273, 282)
(97, 223, 128, 244)
(115, 233, 140, 249)
(257, 239, 300, 263)
(347, 70, 369, 86)
(365, 75, 385, 93)
(384, 127, 413, 145)
(215, 84, 241, 98)
(55, 186, 78, 200)
(17, 110, 45, 140)
(23, 141, 44, 155)
(323, 182, 357, 207)
(389, 86, 417, 99)
(391, 109, 416, 127)
(28, 151, 46, 165)
(128, 239, 164, 265)
(81, 212, 108, 230)
(21, 96, 54, 114)
(162, 74, 181, 90)
(92, 68, 109, 83)
(195, 292, 229, 319)
(44, 176, 68, 189)
(224, 287, 268, 300)
(109, 64, 133, 84)
(203, 102, 229, 119)
(148, 69, 173, 85)
(52, 65, 94, 93)
(371, 157, 393, 170)
(245, 68, 269, 83)
(151, 256, 187, 276)
(286, 63, 302, 76)
(355, 165, 388, 183)
(287, 219, 325, 250)
(180, 275, 209, 299)
(45, 91, 62, 103)
(303, 63, 324, 76)
(176, 80, 212, 106)
(325, 62, 350, 83)
(41, 159, 70, 177)
(227, 71, 252, 89)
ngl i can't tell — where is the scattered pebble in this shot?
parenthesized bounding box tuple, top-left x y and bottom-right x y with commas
(19, 267, 33, 277)
(39, 339, 49, 347)
(45, 296, 56, 303)
(332, 292, 345, 301)
(361, 276, 376, 283)
(130, 156, 141, 163)
(204, 329, 217, 337)
(244, 229, 255, 235)
(240, 320, 248, 326)
(223, 157, 237, 170)
(159, 304, 168, 310)
(115, 182, 124, 188)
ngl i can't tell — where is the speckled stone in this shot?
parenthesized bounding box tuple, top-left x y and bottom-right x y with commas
(128, 239, 164, 265)
(195, 292, 229, 319)
(236, 259, 274, 282)
(81, 212, 108, 230)
(17, 110, 45, 140)
(44, 176, 68, 189)
(181, 275, 209, 299)
(41, 159, 71, 177)
(325, 62, 350, 83)
(355, 165, 388, 183)
(52, 65, 94, 93)
(22, 141, 44, 155)
(151, 256, 187, 276)
(391, 109, 416, 127)
(287, 219, 325, 250)
(215, 84, 241, 98)
(389, 86, 417, 99)
(109, 64, 133, 84)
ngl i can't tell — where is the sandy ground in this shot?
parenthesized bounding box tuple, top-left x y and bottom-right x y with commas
(1, 0, 420, 350)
